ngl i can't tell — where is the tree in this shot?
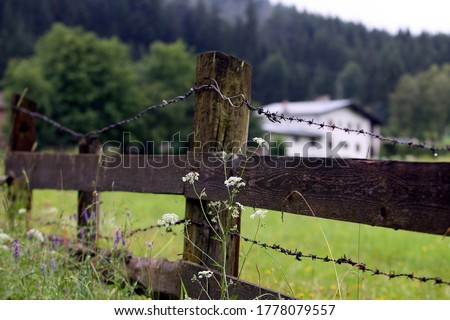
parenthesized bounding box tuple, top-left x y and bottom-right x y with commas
(135, 39, 196, 152)
(256, 52, 289, 103)
(389, 64, 450, 141)
(2, 23, 141, 147)
(335, 61, 365, 101)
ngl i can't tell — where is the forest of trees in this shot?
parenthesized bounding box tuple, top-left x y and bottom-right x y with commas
(1, 0, 450, 148)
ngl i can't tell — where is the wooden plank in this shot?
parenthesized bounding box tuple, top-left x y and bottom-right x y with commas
(77, 136, 101, 244)
(6, 95, 36, 229)
(5, 152, 186, 194)
(10, 94, 36, 151)
(6, 152, 450, 235)
(124, 256, 292, 300)
(184, 51, 252, 276)
(184, 154, 450, 236)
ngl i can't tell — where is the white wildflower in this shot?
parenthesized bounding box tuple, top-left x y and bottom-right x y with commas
(235, 202, 245, 211)
(18, 208, 27, 215)
(231, 202, 245, 218)
(250, 209, 267, 220)
(0, 232, 11, 244)
(198, 270, 213, 279)
(27, 229, 45, 243)
(252, 137, 269, 149)
(157, 213, 179, 227)
(182, 172, 199, 185)
(217, 151, 238, 162)
(224, 176, 246, 188)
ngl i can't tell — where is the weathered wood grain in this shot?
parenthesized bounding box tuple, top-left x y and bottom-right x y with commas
(185, 154, 450, 236)
(6, 152, 450, 236)
(184, 51, 253, 276)
(10, 94, 36, 152)
(77, 136, 101, 243)
(5, 152, 186, 194)
(125, 256, 292, 300)
(7, 95, 36, 229)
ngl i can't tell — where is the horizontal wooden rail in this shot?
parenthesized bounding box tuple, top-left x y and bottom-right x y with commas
(6, 151, 450, 236)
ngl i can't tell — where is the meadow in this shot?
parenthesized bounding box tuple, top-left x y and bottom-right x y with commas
(1, 188, 448, 300)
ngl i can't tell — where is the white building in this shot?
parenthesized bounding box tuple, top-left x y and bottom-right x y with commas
(260, 98, 381, 159)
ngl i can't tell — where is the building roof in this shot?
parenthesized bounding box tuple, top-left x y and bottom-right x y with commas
(262, 99, 382, 125)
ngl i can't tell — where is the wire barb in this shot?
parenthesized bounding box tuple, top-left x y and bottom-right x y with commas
(10, 79, 450, 153)
(233, 231, 450, 286)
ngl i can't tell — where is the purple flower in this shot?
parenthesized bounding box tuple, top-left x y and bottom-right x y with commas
(41, 263, 45, 277)
(121, 231, 126, 246)
(83, 210, 89, 222)
(51, 258, 55, 271)
(13, 239, 20, 259)
(80, 228, 85, 238)
(53, 238, 58, 250)
(114, 229, 120, 247)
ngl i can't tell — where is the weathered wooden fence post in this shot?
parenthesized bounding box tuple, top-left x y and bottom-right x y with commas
(77, 135, 101, 245)
(7, 94, 36, 230)
(183, 51, 252, 276)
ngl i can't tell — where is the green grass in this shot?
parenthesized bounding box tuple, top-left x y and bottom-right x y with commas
(3, 189, 447, 300)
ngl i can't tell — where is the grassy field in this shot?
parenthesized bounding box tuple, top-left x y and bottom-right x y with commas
(4, 189, 446, 300)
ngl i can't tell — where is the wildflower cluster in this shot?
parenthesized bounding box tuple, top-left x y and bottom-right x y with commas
(224, 176, 246, 189)
(13, 238, 20, 259)
(198, 270, 214, 279)
(252, 137, 269, 150)
(250, 209, 267, 220)
(182, 172, 199, 185)
(157, 213, 180, 227)
(0, 229, 11, 244)
(114, 229, 126, 247)
(27, 229, 45, 243)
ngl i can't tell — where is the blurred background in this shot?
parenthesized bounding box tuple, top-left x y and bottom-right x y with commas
(0, 0, 449, 158)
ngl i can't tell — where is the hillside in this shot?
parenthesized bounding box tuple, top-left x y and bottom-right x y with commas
(2, 0, 450, 120)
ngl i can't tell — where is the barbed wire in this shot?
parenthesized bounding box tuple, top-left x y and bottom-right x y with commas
(12, 84, 212, 139)
(27, 215, 450, 287)
(12, 104, 85, 138)
(190, 79, 450, 153)
(250, 107, 450, 154)
(12, 81, 450, 153)
(232, 231, 450, 286)
(84, 86, 210, 136)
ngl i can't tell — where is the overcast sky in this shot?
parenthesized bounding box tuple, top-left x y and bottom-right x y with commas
(269, 0, 450, 35)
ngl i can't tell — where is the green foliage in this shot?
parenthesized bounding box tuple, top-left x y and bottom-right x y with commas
(134, 40, 196, 152)
(10, 189, 448, 300)
(2, 23, 142, 146)
(0, 233, 140, 299)
(335, 61, 365, 101)
(389, 64, 450, 141)
(3, 0, 450, 150)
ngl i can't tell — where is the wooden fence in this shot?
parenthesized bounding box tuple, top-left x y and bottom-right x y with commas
(4, 51, 450, 299)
